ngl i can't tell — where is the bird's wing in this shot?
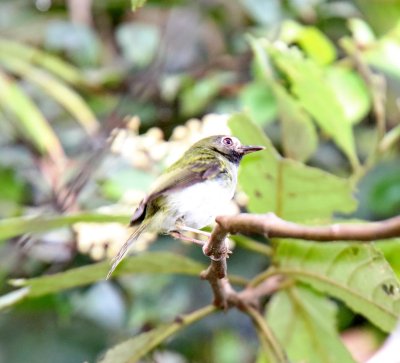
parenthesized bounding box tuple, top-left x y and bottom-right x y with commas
(129, 158, 222, 226)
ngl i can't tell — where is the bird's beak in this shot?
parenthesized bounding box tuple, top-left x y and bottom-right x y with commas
(239, 145, 265, 155)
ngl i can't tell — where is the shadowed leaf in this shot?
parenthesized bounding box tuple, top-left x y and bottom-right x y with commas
(273, 84, 318, 161)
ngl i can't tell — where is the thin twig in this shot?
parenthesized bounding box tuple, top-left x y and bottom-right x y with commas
(244, 305, 289, 363)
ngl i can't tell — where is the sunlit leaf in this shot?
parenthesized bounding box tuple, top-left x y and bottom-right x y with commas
(326, 66, 371, 124)
(99, 305, 216, 363)
(0, 212, 130, 241)
(229, 114, 356, 222)
(376, 239, 400, 279)
(0, 38, 82, 86)
(267, 45, 359, 168)
(275, 240, 400, 332)
(0, 69, 64, 160)
(267, 285, 355, 363)
(0, 54, 99, 135)
(280, 20, 337, 65)
(0, 287, 29, 311)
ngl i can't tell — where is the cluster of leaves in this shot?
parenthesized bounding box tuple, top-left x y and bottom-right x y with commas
(1, 0, 400, 363)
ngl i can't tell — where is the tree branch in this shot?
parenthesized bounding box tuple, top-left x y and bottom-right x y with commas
(200, 212, 400, 310)
(216, 213, 400, 241)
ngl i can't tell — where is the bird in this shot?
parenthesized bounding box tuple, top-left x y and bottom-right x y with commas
(106, 135, 264, 279)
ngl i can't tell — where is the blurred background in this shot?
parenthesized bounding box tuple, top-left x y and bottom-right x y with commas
(0, 0, 400, 362)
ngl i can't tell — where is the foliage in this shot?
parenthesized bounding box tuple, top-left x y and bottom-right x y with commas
(1, 1, 400, 362)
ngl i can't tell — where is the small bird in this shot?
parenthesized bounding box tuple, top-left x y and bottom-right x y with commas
(106, 135, 264, 279)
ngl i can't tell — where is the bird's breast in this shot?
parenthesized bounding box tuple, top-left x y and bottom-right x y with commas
(165, 174, 236, 230)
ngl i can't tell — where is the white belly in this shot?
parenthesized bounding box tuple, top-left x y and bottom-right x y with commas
(163, 179, 235, 230)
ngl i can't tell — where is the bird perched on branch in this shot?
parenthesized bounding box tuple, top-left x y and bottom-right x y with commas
(106, 135, 264, 279)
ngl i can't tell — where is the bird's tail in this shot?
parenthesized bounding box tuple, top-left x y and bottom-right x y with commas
(106, 221, 149, 279)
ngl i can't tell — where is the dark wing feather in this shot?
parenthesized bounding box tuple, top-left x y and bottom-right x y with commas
(129, 198, 147, 226)
(129, 154, 223, 225)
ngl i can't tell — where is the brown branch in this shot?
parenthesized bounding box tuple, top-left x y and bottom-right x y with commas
(216, 213, 400, 241)
(200, 212, 400, 310)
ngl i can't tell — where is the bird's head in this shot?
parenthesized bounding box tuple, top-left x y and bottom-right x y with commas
(193, 135, 265, 164)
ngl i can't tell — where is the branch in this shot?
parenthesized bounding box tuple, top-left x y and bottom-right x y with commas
(200, 212, 400, 309)
(216, 213, 400, 241)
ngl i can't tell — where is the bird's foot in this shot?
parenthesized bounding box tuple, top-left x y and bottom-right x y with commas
(202, 240, 232, 261)
(170, 230, 205, 246)
(174, 221, 211, 238)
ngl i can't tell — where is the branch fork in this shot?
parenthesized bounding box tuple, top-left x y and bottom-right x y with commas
(200, 212, 400, 310)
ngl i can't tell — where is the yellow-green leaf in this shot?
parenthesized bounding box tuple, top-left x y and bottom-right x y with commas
(0, 70, 64, 160)
(267, 285, 355, 363)
(0, 38, 82, 86)
(267, 46, 359, 169)
(0, 54, 99, 135)
(4, 252, 205, 303)
(0, 212, 130, 241)
(99, 305, 216, 363)
(275, 240, 400, 332)
(229, 114, 356, 222)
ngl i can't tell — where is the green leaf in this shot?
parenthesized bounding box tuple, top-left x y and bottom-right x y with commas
(0, 69, 64, 160)
(99, 304, 216, 363)
(267, 45, 359, 169)
(100, 169, 155, 201)
(131, 0, 147, 11)
(275, 240, 400, 332)
(0, 167, 26, 203)
(267, 285, 355, 363)
(3, 252, 205, 305)
(229, 114, 356, 222)
(180, 73, 232, 117)
(0, 54, 99, 135)
(376, 239, 400, 279)
(325, 66, 371, 124)
(280, 21, 337, 65)
(0, 38, 83, 86)
(0, 212, 130, 241)
(273, 84, 318, 162)
(240, 82, 277, 125)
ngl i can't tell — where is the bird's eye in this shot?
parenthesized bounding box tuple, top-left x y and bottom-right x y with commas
(223, 137, 233, 146)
